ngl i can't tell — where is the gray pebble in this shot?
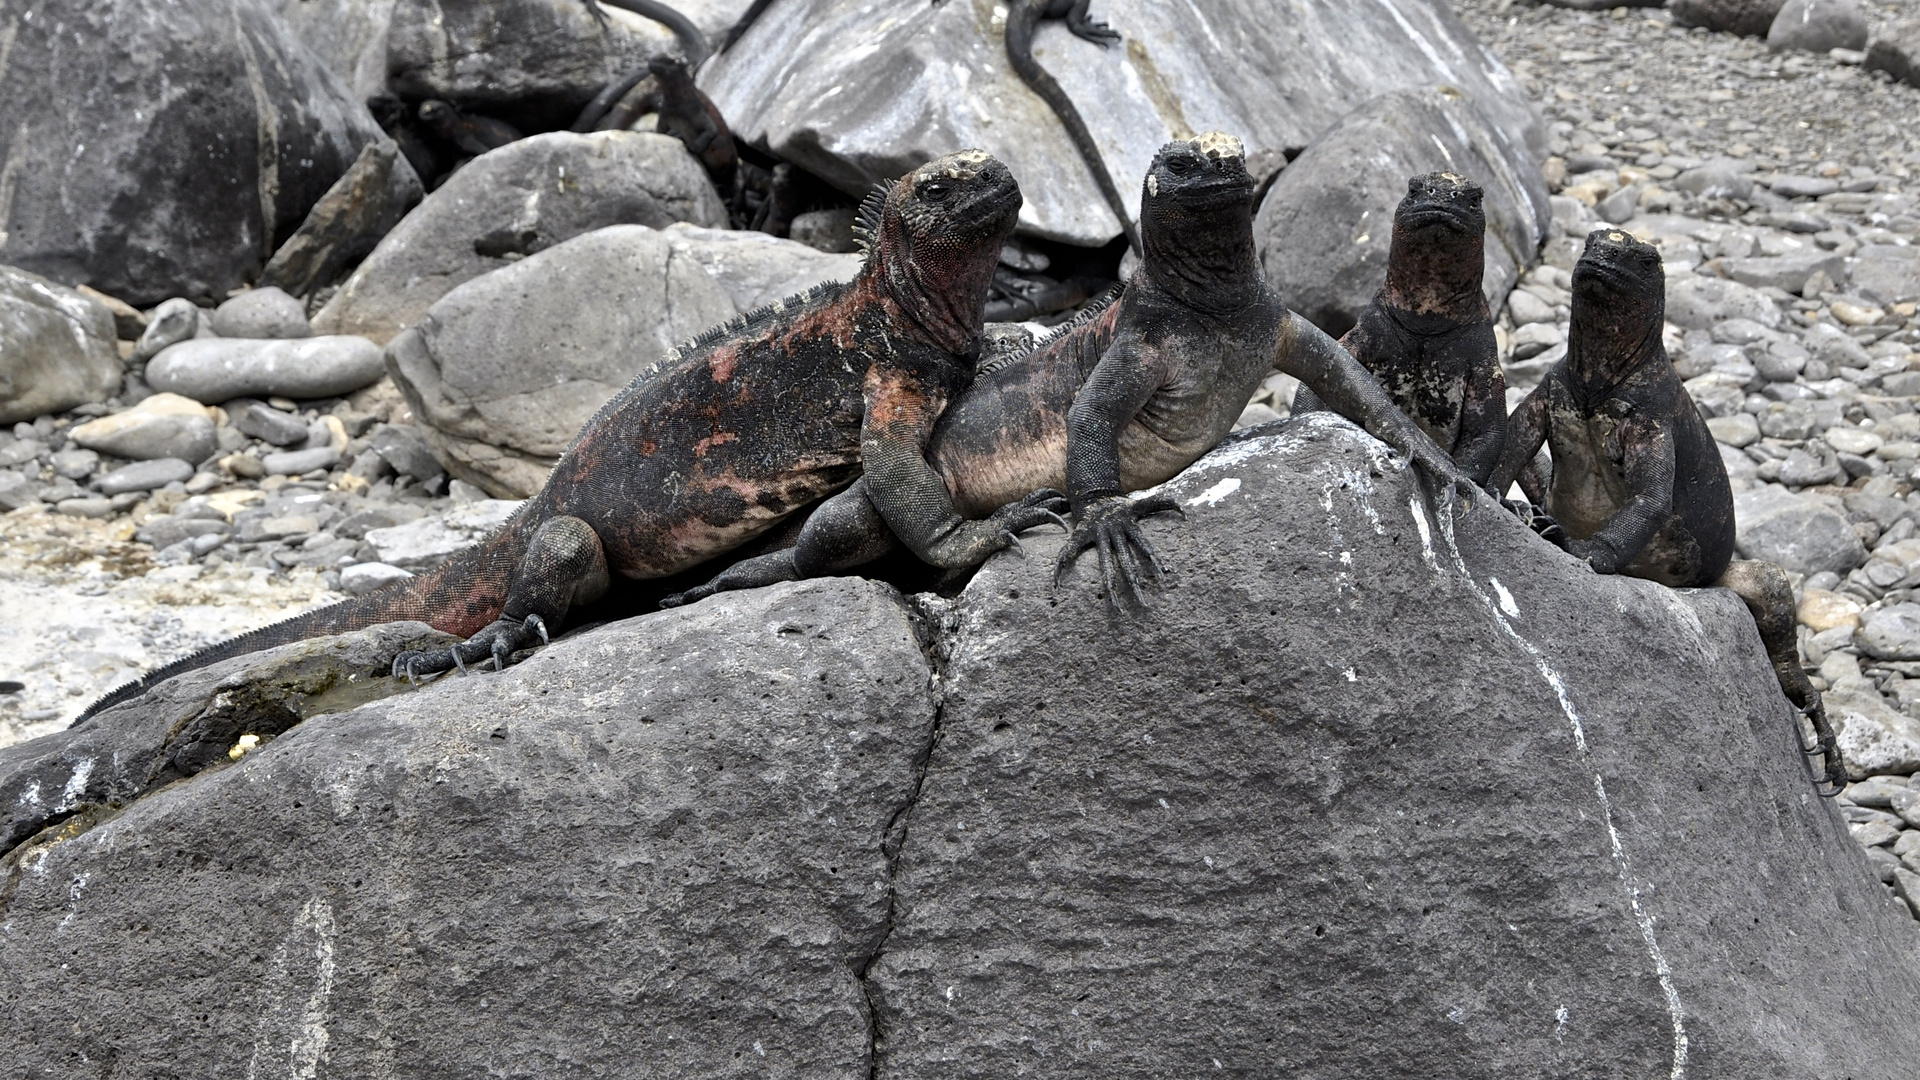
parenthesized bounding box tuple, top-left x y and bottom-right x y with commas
(1858, 603, 1920, 660)
(95, 458, 194, 496)
(370, 425, 446, 483)
(69, 410, 215, 463)
(261, 446, 341, 476)
(1771, 175, 1842, 199)
(0, 469, 38, 510)
(209, 287, 312, 339)
(339, 562, 414, 596)
(145, 336, 384, 402)
(233, 402, 312, 446)
(49, 448, 99, 480)
(54, 497, 114, 518)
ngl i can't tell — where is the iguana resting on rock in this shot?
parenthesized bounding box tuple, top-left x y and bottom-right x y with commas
(1293, 172, 1506, 488)
(663, 133, 1468, 609)
(1490, 229, 1846, 791)
(79, 151, 1051, 721)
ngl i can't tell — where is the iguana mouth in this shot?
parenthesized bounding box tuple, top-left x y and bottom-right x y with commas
(950, 172, 1023, 236)
(1171, 177, 1252, 208)
(1398, 203, 1477, 233)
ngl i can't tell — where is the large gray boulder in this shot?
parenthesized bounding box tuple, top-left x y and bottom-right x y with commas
(1767, 0, 1870, 53)
(386, 223, 861, 497)
(258, 139, 426, 299)
(698, 0, 1544, 248)
(385, 0, 748, 121)
(2, 417, 1915, 1076)
(0, 0, 386, 306)
(311, 132, 728, 344)
(262, 0, 397, 100)
(1254, 87, 1550, 337)
(0, 265, 122, 425)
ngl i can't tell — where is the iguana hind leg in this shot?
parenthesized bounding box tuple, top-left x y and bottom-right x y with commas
(659, 482, 901, 608)
(1718, 559, 1847, 793)
(393, 516, 609, 680)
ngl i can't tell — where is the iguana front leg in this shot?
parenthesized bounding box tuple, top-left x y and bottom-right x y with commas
(1055, 338, 1184, 608)
(1276, 311, 1469, 498)
(1562, 412, 1675, 574)
(862, 371, 1067, 569)
(392, 516, 609, 680)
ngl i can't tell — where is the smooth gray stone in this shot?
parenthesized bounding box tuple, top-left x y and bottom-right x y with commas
(136, 515, 232, 549)
(368, 424, 446, 483)
(261, 446, 341, 476)
(1804, 321, 1873, 368)
(0, 470, 38, 510)
(1671, 0, 1788, 36)
(49, 449, 100, 480)
(1254, 86, 1549, 337)
(1671, 164, 1755, 201)
(131, 298, 212, 363)
(0, 265, 121, 425)
(0, 0, 385, 307)
(1734, 483, 1868, 575)
(1768, 0, 1869, 53)
(54, 497, 115, 518)
(1858, 604, 1920, 661)
(699, 0, 1545, 247)
(1770, 174, 1843, 199)
(146, 336, 385, 402)
(1849, 244, 1920, 305)
(209, 287, 312, 339)
(258, 139, 425, 299)
(1723, 250, 1847, 294)
(312, 133, 728, 345)
(1665, 274, 1783, 330)
(233, 402, 314, 447)
(95, 458, 194, 496)
(69, 412, 217, 464)
(1865, 17, 1920, 87)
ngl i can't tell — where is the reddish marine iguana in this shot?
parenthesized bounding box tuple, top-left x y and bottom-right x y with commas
(1293, 172, 1507, 488)
(663, 133, 1468, 609)
(1490, 229, 1847, 791)
(78, 150, 1051, 720)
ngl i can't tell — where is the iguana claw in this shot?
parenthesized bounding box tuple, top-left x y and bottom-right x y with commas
(1055, 492, 1182, 611)
(389, 613, 555, 681)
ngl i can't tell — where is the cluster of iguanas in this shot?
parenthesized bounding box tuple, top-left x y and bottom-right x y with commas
(76, 126, 1847, 795)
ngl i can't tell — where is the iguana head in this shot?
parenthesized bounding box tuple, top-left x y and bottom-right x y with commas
(1136, 133, 1259, 307)
(1379, 172, 1488, 320)
(863, 150, 1023, 355)
(1568, 229, 1667, 387)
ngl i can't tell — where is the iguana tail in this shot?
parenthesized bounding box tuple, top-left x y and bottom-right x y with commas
(72, 509, 542, 726)
(1004, 9, 1142, 254)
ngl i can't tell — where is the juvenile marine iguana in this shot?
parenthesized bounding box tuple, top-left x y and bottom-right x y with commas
(79, 151, 1050, 720)
(663, 133, 1468, 609)
(583, 57, 737, 190)
(1293, 173, 1506, 488)
(1004, 0, 1142, 254)
(1490, 229, 1846, 790)
(417, 100, 524, 158)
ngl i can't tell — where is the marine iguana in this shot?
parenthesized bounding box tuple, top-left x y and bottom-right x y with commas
(1490, 229, 1846, 791)
(1293, 172, 1506, 488)
(1004, 0, 1142, 254)
(78, 151, 1050, 720)
(663, 133, 1468, 609)
(417, 100, 524, 158)
(581, 0, 710, 67)
(583, 57, 737, 191)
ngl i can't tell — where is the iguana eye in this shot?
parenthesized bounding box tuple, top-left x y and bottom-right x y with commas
(1167, 156, 1196, 174)
(922, 180, 952, 201)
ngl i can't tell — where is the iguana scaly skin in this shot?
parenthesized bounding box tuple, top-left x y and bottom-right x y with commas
(1490, 229, 1846, 791)
(665, 134, 1468, 609)
(1294, 172, 1506, 488)
(78, 151, 1041, 721)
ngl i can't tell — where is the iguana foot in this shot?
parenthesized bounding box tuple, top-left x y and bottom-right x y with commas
(918, 489, 1070, 568)
(1067, 17, 1121, 46)
(391, 614, 551, 682)
(1800, 691, 1848, 796)
(1054, 493, 1183, 610)
(1500, 497, 1568, 546)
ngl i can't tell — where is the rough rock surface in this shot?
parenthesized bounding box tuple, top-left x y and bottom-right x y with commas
(262, 0, 398, 100)
(1254, 86, 1550, 336)
(0, 266, 122, 425)
(2, 419, 1915, 1076)
(386, 224, 858, 497)
(0, 579, 935, 1077)
(1865, 18, 1920, 88)
(258, 139, 425, 300)
(67, 394, 217, 464)
(311, 132, 728, 344)
(0, 0, 386, 306)
(698, 0, 1544, 247)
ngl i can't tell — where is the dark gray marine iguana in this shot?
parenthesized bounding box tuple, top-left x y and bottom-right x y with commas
(1293, 172, 1506, 489)
(1490, 228, 1847, 791)
(78, 151, 1057, 722)
(663, 133, 1470, 610)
